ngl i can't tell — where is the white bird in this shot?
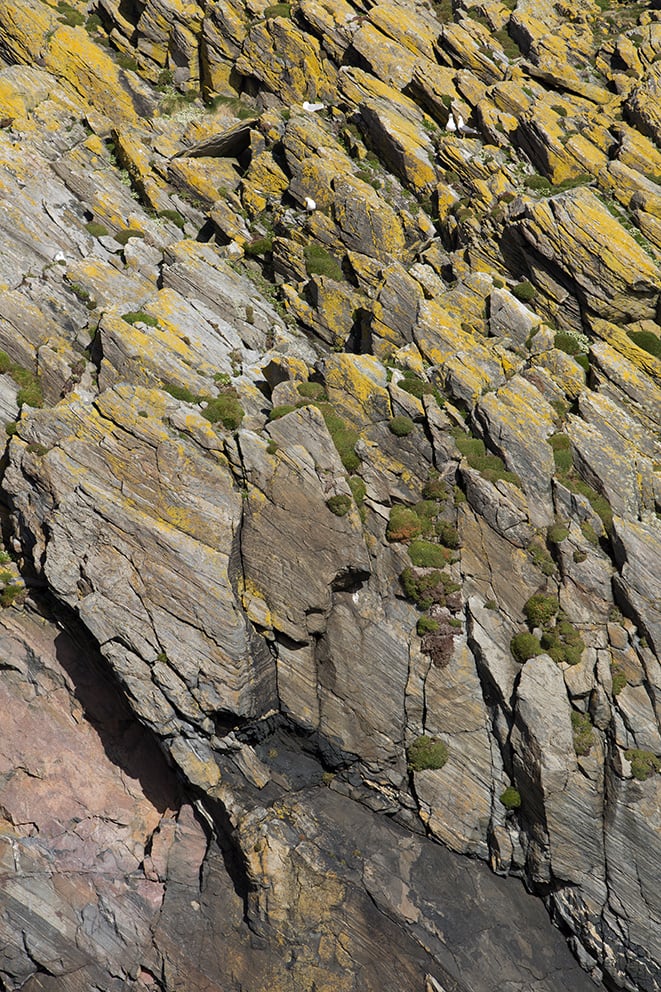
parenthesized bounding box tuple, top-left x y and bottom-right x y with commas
(446, 115, 457, 132)
(53, 251, 66, 264)
(304, 196, 316, 212)
(302, 101, 325, 113)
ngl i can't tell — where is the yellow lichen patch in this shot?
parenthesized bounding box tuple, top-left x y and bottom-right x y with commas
(0, 0, 54, 65)
(369, 3, 440, 60)
(45, 26, 138, 125)
(324, 354, 391, 427)
(168, 157, 231, 208)
(242, 151, 289, 216)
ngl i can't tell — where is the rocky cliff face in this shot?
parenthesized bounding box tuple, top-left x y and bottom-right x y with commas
(0, 0, 660, 990)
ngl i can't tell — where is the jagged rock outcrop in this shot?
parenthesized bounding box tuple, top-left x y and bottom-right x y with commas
(0, 0, 660, 990)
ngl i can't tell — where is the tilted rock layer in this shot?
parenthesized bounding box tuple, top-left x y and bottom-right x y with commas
(0, 0, 660, 990)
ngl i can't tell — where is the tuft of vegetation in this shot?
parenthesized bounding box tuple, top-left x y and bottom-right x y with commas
(316, 403, 360, 473)
(157, 209, 186, 230)
(304, 244, 344, 281)
(547, 433, 573, 473)
(202, 391, 244, 430)
(510, 631, 544, 663)
(422, 476, 447, 502)
(541, 619, 585, 666)
(452, 428, 520, 486)
(627, 330, 661, 359)
(625, 748, 661, 782)
(512, 280, 536, 302)
(408, 735, 449, 772)
(56, 1, 85, 26)
(400, 567, 455, 610)
(163, 383, 199, 404)
(523, 593, 558, 628)
(0, 351, 43, 409)
(263, 2, 291, 17)
(547, 521, 569, 544)
(114, 228, 144, 245)
(326, 494, 352, 517)
(417, 616, 440, 636)
(408, 540, 452, 568)
(435, 520, 459, 549)
(611, 664, 627, 696)
(387, 505, 422, 542)
(389, 415, 415, 437)
(297, 380, 327, 401)
(269, 403, 298, 420)
(122, 311, 158, 327)
(499, 786, 522, 810)
(85, 221, 109, 237)
(528, 538, 556, 576)
(244, 237, 273, 258)
(571, 711, 594, 757)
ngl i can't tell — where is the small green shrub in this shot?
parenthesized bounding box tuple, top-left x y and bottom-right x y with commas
(387, 506, 422, 542)
(115, 228, 144, 245)
(122, 311, 158, 327)
(422, 477, 447, 502)
(263, 2, 291, 17)
(512, 281, 536, 302)
(571, 711, 594, 756)
(408, 540, 451, 568)
(580, 521, 599, 545)
(0, 582, 23, 607)
(297, 381, 326, 400)
(157, 208, 186, 230)
(408, 735, 448, 772)
(499, 786, 521, 810)
(627, 330, 661, 359)
(611, 664, 627, 696)
(266, 440, 278, 455)
(452, 428, 520, 486)
(389, 415, 415, 437)
(116, 52, 139, 71)
(548, 433, 573, 473)
(244, 237, 273, 258)
(625, 748, 661, 782)
(269, 403, 298, 420)
(304, 244, 344, 281)
(528, 540, 556, 576)
(400, 568, 448, 610)
(435, 520, 460, 549)
(541, 620, 585, 666)
(202, 391, 244, 430)
(85, 221, 109, 237)
(510, 632, 544, 663)
(164, 383, 199, 404)
(547, 522, 569, 544)
(326, 494, 352, 516)
(69, 282, 91, 303)
(523, 593, 558, 628)
(417, 616, 440, 636)
(56, 2, 85, 26)
(573, 549, 587, 563)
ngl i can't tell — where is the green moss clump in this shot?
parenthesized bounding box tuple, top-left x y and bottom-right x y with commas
(389, 415, 415, 437)
(304, 244, 344, 281)
(56, 1, 85, 26)
(202, 391, 244, 430)
(523, 593, 558, 628)
(244, 237, 273, 258)
(435, 520, 460, 549)
(326, 494, 352, 517)
(547, 433, 573, 473)
(626, 330, 661, 359)
(611, 664, 627, 696)
(297, 381, 327, 401)
(122, 311, 158, 327)
(499, 786, 521, 810)
(541, 619, 585, 666)
(400, 568, 448, 610)
(387, 506, 422, 542)
(408, 735, 448, 772)
(571, 711, 594, 756)
(625, 748, 661, 782)
(528, 539, 556, 576)
(417, 616, 440, 636)
(510, 632, 544, 663)
(157, 209, 186, 230)
(422, 477, 447, 502)
(85, 221, 109, 237)
(0, 352, 43, 409)
(316, 403, 360, 472)
(164, 383, 199, 404)
(547, 522, 569, 544)
(408, 540, 451, 568)
(115, 228, 144, 245)
(512, 281, 536, 302)
(269, 404, 298, 420)
(452, 428, 520, 486)
(263, 2, 291, 17)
